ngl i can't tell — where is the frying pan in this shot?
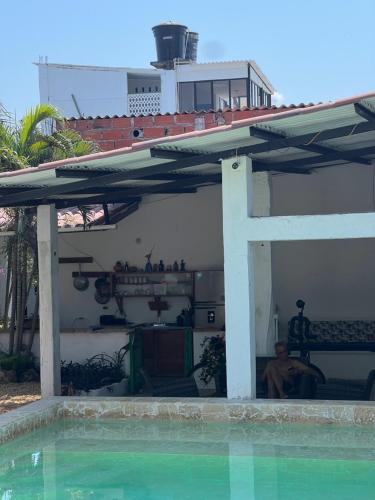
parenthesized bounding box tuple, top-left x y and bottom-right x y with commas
(73, 264, 89, 291)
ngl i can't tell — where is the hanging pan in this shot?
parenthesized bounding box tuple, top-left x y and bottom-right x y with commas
(95, 291, 111, 304)
(73, 264, 89, 291)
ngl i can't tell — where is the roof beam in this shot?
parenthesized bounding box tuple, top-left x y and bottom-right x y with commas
(248, 120, 375, 154)
(255, 165, 312, 175)
(76, 174, 220, 204)
(55, 175, 220, 208)
(354, 103, 375, 121)
(150, 148, 208, 160)
(55, 170, 220, 182)
(102, 204, 110, 224)
(0, 184, 194, 195)
(259, 144, 375, 172)
(0, 150, 242, 207)
(250, 127, 371, 166)
(55, 169, 115, 179)
(2, 174, 222, 208)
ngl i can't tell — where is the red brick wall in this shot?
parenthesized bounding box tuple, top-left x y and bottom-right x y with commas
(67, 108, 298, 152)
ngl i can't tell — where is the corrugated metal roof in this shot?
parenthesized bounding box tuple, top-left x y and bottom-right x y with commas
(0, 91, 374, 208)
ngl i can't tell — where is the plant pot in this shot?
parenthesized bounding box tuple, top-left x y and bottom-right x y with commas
(214, 370, 227, 396)
(80, 377, 129, 397)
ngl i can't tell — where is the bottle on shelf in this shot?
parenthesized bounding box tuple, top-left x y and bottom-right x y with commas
(158, 260, 165, 272)
(180, 259, 186, 271)
(114, 261, 123, 273)
(124, 261, 129, 272)
(173, 261, 179, 272)
(145, 258, 153, 273)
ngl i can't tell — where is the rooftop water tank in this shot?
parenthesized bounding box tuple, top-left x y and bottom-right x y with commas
(152, 22, 188, 69)
(185, 32, 199, 62)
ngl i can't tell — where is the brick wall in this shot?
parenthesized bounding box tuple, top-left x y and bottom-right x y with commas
(67, 107, 305, 151)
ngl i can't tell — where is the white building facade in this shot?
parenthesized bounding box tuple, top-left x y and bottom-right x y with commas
(36, 60, 274, 118)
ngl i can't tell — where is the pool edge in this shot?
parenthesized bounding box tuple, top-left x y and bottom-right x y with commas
(0, 397, 374, 445)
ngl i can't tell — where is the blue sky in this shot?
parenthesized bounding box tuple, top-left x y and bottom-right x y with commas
(1, 0, 374, 118)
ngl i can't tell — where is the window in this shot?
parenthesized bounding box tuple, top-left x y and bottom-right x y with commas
(195, 82, 212, 111)
(179, 82, 194, 112)
(230, 79, 247, 108)
(213, 80, 230, 110)
(178, 78, 254, 111)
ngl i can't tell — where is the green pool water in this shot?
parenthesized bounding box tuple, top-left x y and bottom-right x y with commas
(0, 418, 374, 499)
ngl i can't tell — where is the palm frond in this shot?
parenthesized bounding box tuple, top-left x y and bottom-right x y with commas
(18, 104, 63, 155)
(0, 147, 28, 172)
(0, 123, 17, 151)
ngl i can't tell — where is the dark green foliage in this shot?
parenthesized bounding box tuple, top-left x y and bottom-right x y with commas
(61, 345, 129, 392)
(199, 335, 226, 384)
(0, 352, 38, 380)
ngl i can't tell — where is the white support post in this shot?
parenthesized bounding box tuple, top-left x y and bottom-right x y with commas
(37, 205, 61, 397)
(222, 156, 256, 399)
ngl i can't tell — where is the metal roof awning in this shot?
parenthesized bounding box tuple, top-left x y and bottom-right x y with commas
(0, 91, 375, 209)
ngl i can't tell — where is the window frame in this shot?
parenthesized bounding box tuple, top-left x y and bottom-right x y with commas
(178, 77, 272, 112)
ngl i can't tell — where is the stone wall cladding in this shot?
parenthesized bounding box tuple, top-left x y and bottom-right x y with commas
(0, 397, 374, 446)
(68, 108, 293, 152)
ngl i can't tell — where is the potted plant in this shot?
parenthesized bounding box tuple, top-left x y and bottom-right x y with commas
(198, 334, 226, 396)
(61, 345, 129, 396)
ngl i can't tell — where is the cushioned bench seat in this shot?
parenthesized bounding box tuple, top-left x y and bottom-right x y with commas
(288, 320, 375, 351)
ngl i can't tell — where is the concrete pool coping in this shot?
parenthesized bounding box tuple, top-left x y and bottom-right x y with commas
(0, 397, 374, 445)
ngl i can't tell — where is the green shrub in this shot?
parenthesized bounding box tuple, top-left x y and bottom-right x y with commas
(0, 353, 38, 380)
(61, 345, 128, 392)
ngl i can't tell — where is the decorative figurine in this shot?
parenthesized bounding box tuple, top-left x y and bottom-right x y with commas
(173, 261, 179, 272)
(114, 261, 123, 273)
(153, 263, 158, 272)
(180, 259, 186, 271)
(158, 260, 165, 272)
(145, 246, 154, 272)
(124, 261, 129, 272)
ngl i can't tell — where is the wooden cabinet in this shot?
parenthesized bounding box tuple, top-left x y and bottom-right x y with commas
(128, 327, 194, 393)
(143, 328, 185, 376)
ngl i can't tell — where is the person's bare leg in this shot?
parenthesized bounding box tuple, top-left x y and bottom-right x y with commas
(268, 365, 288, 398)
(266, 372, 277, 398)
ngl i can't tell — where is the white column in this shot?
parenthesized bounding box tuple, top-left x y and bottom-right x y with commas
(222, 156, 256, 399)
(37, 205, 61, 397)
(253, 173, 274, 356)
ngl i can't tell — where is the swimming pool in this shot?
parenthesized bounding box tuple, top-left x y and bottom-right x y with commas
(0, 416, 374, 499)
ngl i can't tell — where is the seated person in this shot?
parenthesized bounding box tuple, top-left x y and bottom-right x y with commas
(263, 341, 320, 399)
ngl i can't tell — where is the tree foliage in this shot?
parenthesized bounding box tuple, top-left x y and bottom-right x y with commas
(0, 104, 98, 354)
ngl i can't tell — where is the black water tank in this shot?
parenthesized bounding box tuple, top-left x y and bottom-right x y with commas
(185, 32, 199, 62)
(152, 22, 188, 69)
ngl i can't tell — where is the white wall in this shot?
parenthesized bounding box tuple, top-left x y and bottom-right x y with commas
(271, 165, 375, 333)
(175, 62, 249, 82)
(58, 187, 224, 329)
(160, 70, 177, 114)
(38, 64, 129, 118)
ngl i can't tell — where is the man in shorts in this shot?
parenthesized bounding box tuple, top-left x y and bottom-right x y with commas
(263, 341, 320, 399)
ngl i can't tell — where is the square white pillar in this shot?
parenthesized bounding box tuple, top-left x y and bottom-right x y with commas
(222, 156, 256, 399)
(37, 204, 61, 397)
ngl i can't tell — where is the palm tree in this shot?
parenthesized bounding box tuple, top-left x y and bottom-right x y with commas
(0, 104, 98, 354)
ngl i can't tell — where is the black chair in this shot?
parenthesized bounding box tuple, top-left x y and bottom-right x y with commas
(139, 367, 199, 397)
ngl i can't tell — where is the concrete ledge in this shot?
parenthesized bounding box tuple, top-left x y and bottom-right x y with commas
(0, 398, 61, 445)
(60, 397, 375, 425)
(0, 397, 374, 446)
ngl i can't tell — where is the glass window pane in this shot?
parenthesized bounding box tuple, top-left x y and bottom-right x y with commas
(179, 82, 194, 112)
(231, 79, 247, 108)
(195, 81, 212, 111)
(213, 80, 230, 110)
